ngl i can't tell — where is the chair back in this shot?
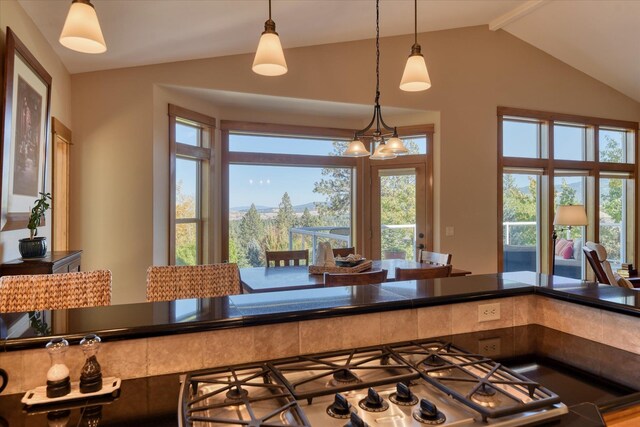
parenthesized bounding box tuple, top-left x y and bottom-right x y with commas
(583, 246, 611, 284)
(395, 265, 452, 281)
(146, 263, 241, 302)
(0, 270, 112, 313)
(265, 249, 309, 267)
(332, 247, 356, 258)
(324, 269, 388, 287)
(419, 250, 452, 266)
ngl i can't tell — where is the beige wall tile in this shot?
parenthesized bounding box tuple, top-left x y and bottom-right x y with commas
(148, 332, 205, 375)
(417, 305, 452, 338)
(253, 322, 299, 361)
(514, 295, 536, 326)
(381, 309, 418, 344)
(342, 313, 381, 349)
(101, 338, 148, 379)
(601, 311, 640, 355)
(536, 297, 563, 331)
(299, 317, 343, 354)
(559, 303, 603, 342)
(0, 351, 23, 394)
(202, 327, 255, 367)
(451, 298, 514, 334)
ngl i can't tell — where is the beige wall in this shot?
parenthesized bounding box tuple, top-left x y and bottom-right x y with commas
(0, 0, 72, 262)
(69, 25, 640, 304)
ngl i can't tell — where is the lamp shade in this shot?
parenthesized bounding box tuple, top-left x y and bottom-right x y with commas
(252, 32, 287, 76)
(554, 205, 588, 226)
(343, 138, 370, 157)
(370, 143, 397, 160)
(400, 52, 431, 92)
(384, 136, 409, 154)
(59, 0, 107, 54)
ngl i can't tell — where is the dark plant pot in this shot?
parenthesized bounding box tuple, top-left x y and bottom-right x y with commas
(19, 237, 47, 258)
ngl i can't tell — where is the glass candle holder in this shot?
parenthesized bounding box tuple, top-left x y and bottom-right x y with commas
(46, 338, 71, 398)
(80, 334, 102, 393)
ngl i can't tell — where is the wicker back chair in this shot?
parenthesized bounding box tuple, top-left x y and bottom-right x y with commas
(0, 270, 112, 313)
(146, 263, 241, 302)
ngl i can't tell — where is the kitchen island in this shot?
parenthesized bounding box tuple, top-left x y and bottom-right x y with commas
(0, 325, 637, 426)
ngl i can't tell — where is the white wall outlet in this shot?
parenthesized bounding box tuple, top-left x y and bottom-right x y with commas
(445, 226, 454, 237)
(478, 303, 501, 322)
(479, 338, 501, 357)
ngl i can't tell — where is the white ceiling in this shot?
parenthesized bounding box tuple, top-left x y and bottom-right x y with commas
(18, 0, 524, 74)
(16, 0, 640, 103)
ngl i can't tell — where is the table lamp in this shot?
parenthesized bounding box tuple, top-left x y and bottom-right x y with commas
(552, 205, 588, 275)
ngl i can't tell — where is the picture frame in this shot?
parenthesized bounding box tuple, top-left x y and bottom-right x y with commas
(0, 28, 52, 231)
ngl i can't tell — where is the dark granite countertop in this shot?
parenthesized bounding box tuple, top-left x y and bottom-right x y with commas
(0, 325, 637, 426)
(1, 272, 638, 351)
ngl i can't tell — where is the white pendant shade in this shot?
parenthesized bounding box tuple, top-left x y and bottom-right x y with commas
(343, 139, 370, 157)
(400, 53, 431, 92)
(59, 1, 107, 54)
(384, 136, 409, 154)
(253, 32, 287, 76)
(370, 144, 397, 160)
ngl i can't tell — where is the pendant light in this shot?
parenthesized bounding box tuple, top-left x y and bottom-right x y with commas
(400, 0, 431, 91)
(342, 0, 407, 159)
(252, 0, 288, 76)
(59, 0, 107, 54)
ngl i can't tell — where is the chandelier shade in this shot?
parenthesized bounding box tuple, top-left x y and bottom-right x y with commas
(252, 0, 287, 76)
(343, 138, 371, 157)
(59, 0, 107, 54)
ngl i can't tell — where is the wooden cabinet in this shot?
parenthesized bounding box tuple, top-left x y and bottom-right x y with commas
(1, 251, 82, 276)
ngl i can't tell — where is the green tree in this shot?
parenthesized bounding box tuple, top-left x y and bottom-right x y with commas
(275, 192, 296, 248)
(239, 204, 264, 244)
(599, 135, 624, 262)
(503, 174, 537, 246)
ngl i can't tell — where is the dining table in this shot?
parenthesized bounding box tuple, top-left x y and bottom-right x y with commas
(240, 259, 472, 293)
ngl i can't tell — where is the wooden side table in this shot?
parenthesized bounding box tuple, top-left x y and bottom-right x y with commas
(0, 251, 82, 276)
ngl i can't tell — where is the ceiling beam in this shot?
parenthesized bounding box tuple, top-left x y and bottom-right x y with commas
(489, 0, 550, 31)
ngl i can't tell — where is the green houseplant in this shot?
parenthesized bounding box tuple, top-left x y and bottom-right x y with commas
(18, 192, 51, 258)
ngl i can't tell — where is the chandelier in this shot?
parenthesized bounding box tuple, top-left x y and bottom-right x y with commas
(342, 0, 408, 159)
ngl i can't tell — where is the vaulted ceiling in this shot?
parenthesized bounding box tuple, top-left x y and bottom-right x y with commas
(17, 0, 640, 103)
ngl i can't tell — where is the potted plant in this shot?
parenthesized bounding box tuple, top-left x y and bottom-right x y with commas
(18, 192, 51, 258)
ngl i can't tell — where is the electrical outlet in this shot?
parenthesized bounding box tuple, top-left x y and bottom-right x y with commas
(479, 338, 501, 357)
(478, 303, 501, 322)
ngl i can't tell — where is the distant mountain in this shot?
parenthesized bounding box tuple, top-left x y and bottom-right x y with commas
(230, 202, 325, 214)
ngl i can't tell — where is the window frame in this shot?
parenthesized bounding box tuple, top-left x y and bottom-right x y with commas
(220, 120, 434, 262)
(497, 106, 639, 276)
(169, 104, 216, 265)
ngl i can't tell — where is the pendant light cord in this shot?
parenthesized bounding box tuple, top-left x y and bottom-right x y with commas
(375, 0, 380, 105)
(268, 0, 272, 20)
(414, 0, 418, 45)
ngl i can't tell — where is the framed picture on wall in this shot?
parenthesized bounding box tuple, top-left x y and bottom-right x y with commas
(0, 27, 52, 231)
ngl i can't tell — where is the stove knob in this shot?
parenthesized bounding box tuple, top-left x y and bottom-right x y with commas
(365, 388, 383, 408)
(396, 383, 414, 402)
(348, 412, 368, 427)
(419, 399, 439, 420)
(331, 393, 351, 416)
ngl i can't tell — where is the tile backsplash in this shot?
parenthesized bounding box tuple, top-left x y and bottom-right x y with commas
(1, 295, 639, 394)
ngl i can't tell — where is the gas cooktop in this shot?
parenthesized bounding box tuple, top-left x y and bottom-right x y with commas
(179, 340, 568, 426)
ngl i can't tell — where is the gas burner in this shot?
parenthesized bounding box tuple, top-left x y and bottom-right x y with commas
(412, 399, 446, 425)
(358, 388, 389, 412)
(225, 386, 248, 400)
(326, 394, 352, 419)
(332, 368, 359, 384)
(389, 382, 418, 406)
(269, 347, 419, 400)
(180, 364, 311, 427)
(421, 354, 446, 368)
(471, 383, 498, 408)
